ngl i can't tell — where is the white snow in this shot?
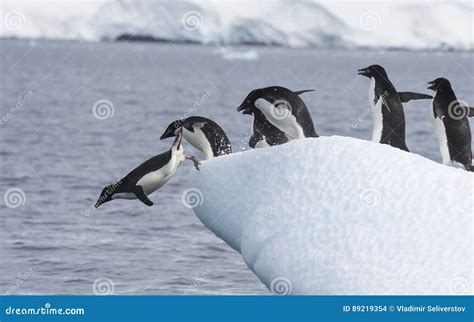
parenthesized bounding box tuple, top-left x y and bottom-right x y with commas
(188, 136, 473, 294)
(1, 0, 472, 50)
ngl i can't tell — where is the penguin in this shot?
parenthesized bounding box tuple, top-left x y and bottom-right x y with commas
(427, 78, 473, 171)
(248, 109, 289, 148)
(160, 116, 232, 160)
(237, 87, 318, 142)
(95, 130, 200, 208)
(358, 64, 433, 152)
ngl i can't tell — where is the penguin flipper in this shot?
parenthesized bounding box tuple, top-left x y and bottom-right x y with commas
(433, 105, 445, 120)
(248, 134, 259, 148)
(398, 92, 433, 102)
(132, 185, 154, 206)
(468, 107, 474, 117)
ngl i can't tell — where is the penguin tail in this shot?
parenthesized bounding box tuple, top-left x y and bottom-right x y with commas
(294, 89, 314, 96)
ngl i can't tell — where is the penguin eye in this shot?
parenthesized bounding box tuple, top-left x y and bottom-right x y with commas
(246, 100, 250, 104)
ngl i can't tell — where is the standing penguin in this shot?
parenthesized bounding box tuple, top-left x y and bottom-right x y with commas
(427, 78, 473, 171)
(245, 108, 289, 148)
(160, 116, 232, 160)
(237, 87, 317, 141)
(358, 64, 432, 151)
(95, 130, 200, 208)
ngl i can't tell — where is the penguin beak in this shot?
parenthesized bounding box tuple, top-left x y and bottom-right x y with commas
(160, 132, 171, 140)
(95, 186, 113, 208)
(95, 198, 105, 208)
(357, 68, 370, 77)
(427, 81, 436, 91)
(172, 129, 183, 150)
(160, 128, 176, 140)
(237, 104, 252, 115)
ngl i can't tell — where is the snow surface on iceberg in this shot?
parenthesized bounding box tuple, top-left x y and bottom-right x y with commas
(1, 0, 473, 50)
(188, 136, 473, 295)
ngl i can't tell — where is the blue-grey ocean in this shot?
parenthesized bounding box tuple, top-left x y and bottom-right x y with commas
(0, 39, 472, 295)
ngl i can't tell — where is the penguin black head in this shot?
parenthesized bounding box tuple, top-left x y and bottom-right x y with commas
(357, 64, 388, 80)
(160, 117, 208, 140)
(236, 86, 314, 115)
(427, 78, 452, 92)
(236, 89, 257, 115)
(160, 119, 185, 139)
(95, 184, 117, 208)
(161, 117, 231, 159)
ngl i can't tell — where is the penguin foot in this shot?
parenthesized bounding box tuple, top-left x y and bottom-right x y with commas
(185, 155, 201, 171)
(132, 185, 154, 206)
(463, 163, 474, 172)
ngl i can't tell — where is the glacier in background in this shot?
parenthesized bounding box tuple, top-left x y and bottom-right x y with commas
(0, 0, 472, 50)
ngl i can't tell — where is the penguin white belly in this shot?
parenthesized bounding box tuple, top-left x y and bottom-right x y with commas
(137, 154, 183, 195)
(371, 98, 383, 143)
(255, 139, 270, 148)
(368, 78, 383, 143)
(255, 98, 305, 139)
(183, 127, 213, 159)
(368, 77, 375, 104)
(137, 170, 174, 195)
(432, 115, 451, 165)
(112, 192, 136, 200)
(112, 169, 176, 200)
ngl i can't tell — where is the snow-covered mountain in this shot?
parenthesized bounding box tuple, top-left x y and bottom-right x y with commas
(1, 0, 472, 50)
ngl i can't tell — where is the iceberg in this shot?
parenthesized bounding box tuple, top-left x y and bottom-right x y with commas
(188, 136, 473, 295)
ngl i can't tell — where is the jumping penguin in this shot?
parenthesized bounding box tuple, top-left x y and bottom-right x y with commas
(160, 116, 232, 160)
(427, 78, 473, 171)
(95, 130, 200, 207)
(358, 64, 433, 151)
(237, 87, 317, 142)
